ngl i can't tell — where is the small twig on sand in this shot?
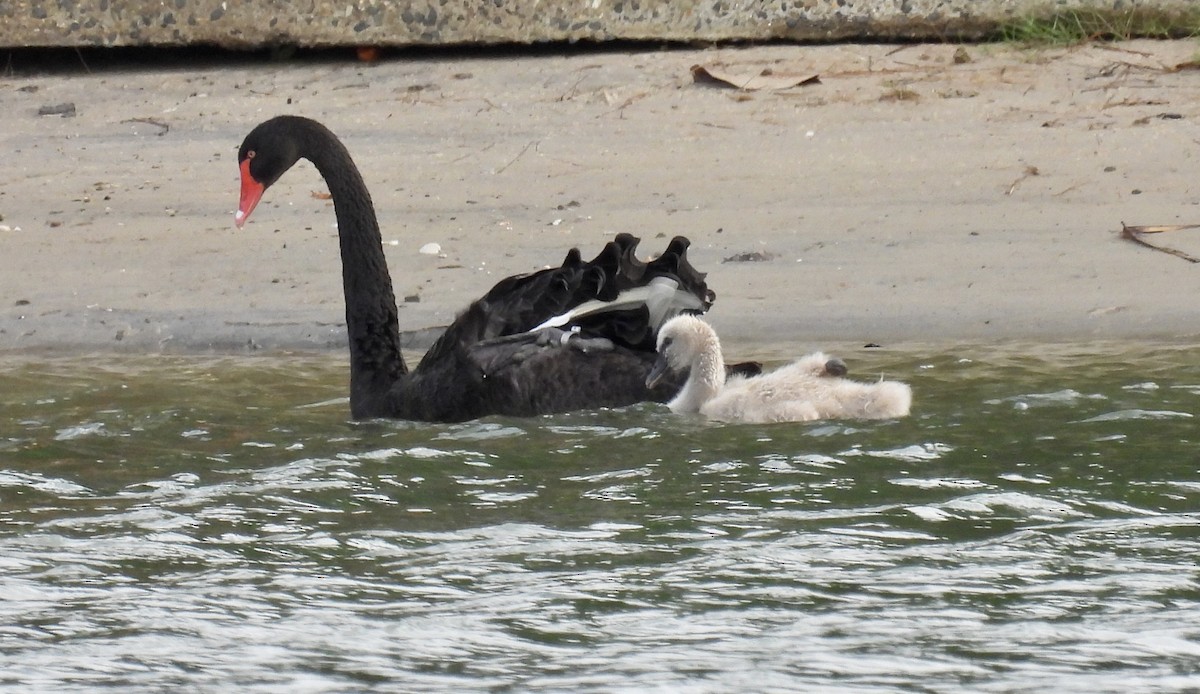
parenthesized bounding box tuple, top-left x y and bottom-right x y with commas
(450, 141, 495, 164)
(597, 92, 649, 119)
(1005, 165, 1040, 195)
(494, 140, 538, 175)
(557, 74, 587, 102)
(1120, 222, 1200, 263)
(475, 98, 501, 115)
(122, 117, 170, 136)
(1095, 44, 1156, 59)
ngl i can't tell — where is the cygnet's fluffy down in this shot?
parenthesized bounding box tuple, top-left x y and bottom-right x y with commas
(647, 315, 912, 423)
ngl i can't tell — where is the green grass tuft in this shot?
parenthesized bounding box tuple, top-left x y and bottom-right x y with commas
(998, 7, 1200, 46)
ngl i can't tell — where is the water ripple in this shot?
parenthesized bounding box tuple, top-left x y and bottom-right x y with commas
(1, 349, 1200, 691)
(1077, 409, 1194, 423)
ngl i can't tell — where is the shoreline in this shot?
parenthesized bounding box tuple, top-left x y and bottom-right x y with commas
(3, 40, 1200, 357)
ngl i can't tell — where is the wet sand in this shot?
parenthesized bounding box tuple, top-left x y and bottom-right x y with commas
(3, 41, 1200, 358)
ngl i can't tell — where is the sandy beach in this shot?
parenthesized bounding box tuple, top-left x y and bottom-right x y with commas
(3, 40, 1200, 358)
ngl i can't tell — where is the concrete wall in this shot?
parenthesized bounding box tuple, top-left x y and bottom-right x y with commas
(1, 0, 1196, 49)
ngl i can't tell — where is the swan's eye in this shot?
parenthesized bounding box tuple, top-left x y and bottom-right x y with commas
(245, 150, 256, 160)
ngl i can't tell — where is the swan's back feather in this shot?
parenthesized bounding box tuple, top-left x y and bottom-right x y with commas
(418, 234, 711, 370)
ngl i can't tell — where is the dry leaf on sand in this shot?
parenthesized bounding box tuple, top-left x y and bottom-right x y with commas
(1120, 223, 1200, 263)
(691, 64, 820, 91)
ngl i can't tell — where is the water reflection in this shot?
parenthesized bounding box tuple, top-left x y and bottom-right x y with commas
(0, 346, 1199, 690)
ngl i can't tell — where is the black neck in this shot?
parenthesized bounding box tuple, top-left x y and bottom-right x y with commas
(298, 121, 406, 416)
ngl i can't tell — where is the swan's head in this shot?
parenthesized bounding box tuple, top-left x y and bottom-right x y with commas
(646, 314, 716, 388)
(235, 116, 308, 228)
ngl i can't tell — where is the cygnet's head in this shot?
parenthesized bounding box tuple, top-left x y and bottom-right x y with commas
(646, 314, 715, 388)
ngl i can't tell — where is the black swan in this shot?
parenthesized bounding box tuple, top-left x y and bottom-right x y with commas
(234, 115, 723, 422)
(648, 315, 912, 423)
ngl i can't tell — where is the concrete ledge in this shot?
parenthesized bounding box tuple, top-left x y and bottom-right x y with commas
(3, 0, 1197, 49)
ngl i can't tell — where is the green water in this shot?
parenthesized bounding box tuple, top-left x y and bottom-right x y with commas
(1, 346, 1198, 692)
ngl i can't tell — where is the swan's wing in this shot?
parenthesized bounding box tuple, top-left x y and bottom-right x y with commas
(465, 333, 687, 413)
(416, 234, 714, 372)
(530, 276, 705, 334)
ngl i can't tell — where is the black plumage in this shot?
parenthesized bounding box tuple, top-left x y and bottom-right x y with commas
(235, 116, 721, 422)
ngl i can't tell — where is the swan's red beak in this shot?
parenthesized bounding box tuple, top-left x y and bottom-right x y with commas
(236, 158, 265, 229)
